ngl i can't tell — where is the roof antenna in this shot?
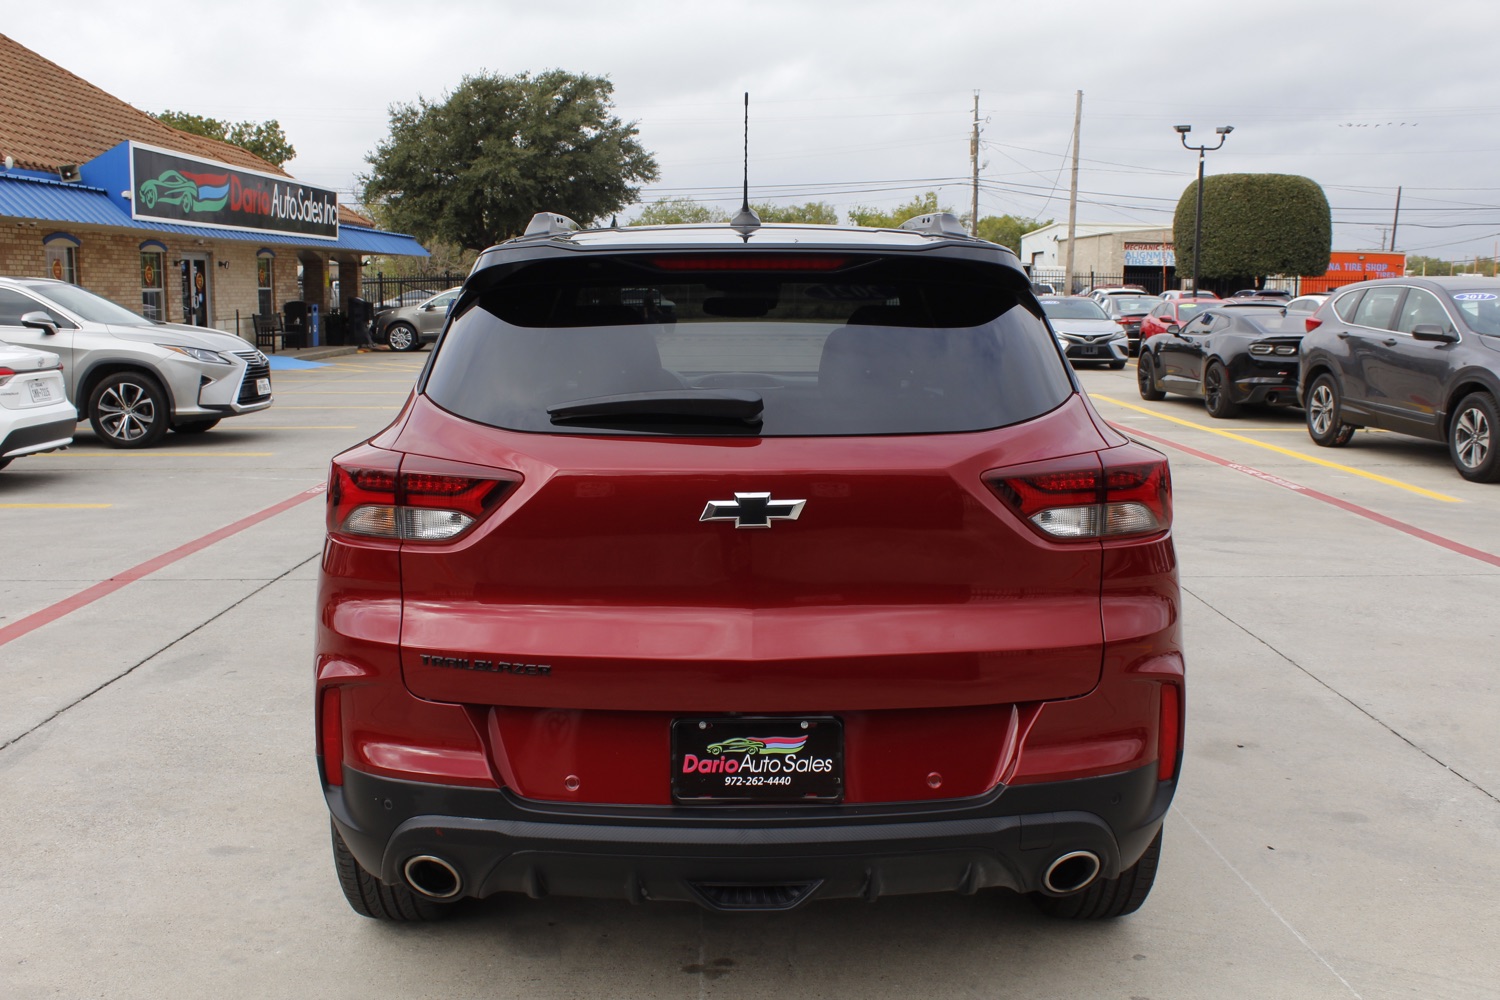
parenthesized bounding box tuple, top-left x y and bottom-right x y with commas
(730, 92, 761, 232)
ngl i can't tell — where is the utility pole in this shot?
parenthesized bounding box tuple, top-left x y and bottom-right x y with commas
(1390, 186, 1402, 252)
(969, 92, 981, 237)
(1064, 90, 1081, 293)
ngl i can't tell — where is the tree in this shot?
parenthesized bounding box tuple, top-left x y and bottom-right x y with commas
(1173, 174, 1331, 281)
(848, 192, 947, 229)
(631, 197, 727, 225)
(753, 201, 839, 225)
(1403, 255, 1453, 277)
(363, 70, 658, 251)
(974, 214, 1051, 253)
(154, 111, 296, 167)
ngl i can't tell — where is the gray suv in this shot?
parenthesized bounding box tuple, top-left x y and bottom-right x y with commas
(0, 278, 273, 448)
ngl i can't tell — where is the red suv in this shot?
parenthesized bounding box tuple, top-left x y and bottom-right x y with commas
(316, 211, 1185, 921)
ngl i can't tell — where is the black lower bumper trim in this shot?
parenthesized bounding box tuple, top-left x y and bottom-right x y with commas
(0, 416, 75, 459)
(326, 764, 1174, 911)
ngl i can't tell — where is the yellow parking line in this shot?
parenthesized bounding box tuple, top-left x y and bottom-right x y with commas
(0, 503, 111, 509)
(275, 406, 400, 410)
(243, 425, 357, 430)
(1093, 394, 1462, 503)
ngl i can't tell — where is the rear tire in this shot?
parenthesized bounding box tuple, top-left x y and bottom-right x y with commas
(1031, 829, 1162, 920)
(331, 822, 450, 922)
(1203, 361, 1240, 419)
(1306, 374, 1356, 447)
(1109, 359, 1127, 370)
(1449, 391, 1500, 482)
(1137, 355, 1166, 401)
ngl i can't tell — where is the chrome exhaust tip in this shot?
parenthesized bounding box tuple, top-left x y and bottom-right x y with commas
(1042, 851, 1102, 894)
(403, 855, 463, 899)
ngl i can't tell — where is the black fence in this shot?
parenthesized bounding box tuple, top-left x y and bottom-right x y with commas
(361, 272, 466, 310)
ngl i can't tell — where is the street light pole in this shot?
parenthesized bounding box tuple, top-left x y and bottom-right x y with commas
(1174, 125, 1233, 293)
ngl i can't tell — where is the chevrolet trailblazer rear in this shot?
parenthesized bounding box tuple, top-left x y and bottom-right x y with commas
(316, 212, 1184, 920)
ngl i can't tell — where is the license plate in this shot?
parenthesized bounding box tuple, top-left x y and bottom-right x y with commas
(255, 378, 271, 395)
(28, 380, 55, 404)
(672, 717, 843, 802)
(1078, 346, 1099, 356)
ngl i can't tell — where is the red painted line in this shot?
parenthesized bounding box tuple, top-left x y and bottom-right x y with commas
(1119, 423, 1500, 569)
(0, 484, 327, 649)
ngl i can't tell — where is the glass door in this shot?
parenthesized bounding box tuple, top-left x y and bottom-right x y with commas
(179, 254, 211, 326)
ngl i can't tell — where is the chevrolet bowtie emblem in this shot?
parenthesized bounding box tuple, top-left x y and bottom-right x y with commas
(700, 492, 806, 529)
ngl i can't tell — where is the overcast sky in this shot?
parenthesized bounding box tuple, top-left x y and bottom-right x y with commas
(9, 0, 1500, 260)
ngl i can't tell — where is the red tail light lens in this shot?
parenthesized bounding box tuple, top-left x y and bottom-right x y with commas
(1158, 683, 1182, 781)
(987, 444, 1172, 541)
(1304, 316, 1323, 332)
(328, 449, 519, 542)
(319, 686, 343, 786)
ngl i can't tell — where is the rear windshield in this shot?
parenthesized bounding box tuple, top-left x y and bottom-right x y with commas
(423, 253, 1073, 436)
(1040, 299, 1108, 320)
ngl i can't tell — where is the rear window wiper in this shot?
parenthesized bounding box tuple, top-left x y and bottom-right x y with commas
(547, 389, 764, 427)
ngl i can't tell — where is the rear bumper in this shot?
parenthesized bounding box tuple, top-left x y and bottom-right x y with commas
(326, 762, 1174, 911)
(0, 413, 75, 459)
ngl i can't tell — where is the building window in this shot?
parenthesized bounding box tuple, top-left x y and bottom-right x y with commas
(141, 251, 165, 320)
(45, 243, 78, 284)
(257, 255, 274, 317)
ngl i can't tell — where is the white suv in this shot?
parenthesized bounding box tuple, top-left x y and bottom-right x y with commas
(0, 278, 273, 448)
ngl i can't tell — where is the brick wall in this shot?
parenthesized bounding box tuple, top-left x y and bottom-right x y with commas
(2, 225, 317, 338)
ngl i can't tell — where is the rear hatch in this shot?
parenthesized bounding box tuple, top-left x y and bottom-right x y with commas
(392, 246, 1110, 712)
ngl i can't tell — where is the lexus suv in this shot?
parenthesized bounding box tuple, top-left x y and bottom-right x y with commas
(0, 278, 273, 448)
(316, 211, 1185, 921)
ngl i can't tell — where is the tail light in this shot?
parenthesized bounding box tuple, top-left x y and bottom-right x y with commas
(0, 363, 60, 386)
(986, 443, 1172, 541)
(1158, 682, 1182, 781)
(327, 448, 520, 542)
(1304, 316, 1323, 332)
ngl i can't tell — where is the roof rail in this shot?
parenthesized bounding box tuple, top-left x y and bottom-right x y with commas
(897, 212, 968, 238)
(523, 212, 581, 238)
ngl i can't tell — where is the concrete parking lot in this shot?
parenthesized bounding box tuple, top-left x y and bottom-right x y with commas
(2, 356, 1497, 999)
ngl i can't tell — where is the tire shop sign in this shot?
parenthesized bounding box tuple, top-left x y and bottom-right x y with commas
(128, 142, 338, 240)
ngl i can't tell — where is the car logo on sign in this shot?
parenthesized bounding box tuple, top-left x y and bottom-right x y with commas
(699, 492, 806, 529)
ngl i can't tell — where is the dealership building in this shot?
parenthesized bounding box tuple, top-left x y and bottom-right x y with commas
(0, 33, 427, 342)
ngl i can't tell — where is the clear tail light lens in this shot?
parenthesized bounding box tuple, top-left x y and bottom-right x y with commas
(328, 448, 519, 542)
(987, 444, 1172, 542)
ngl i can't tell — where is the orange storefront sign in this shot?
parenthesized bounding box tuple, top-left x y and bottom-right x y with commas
(1301, 251, 1405, 293)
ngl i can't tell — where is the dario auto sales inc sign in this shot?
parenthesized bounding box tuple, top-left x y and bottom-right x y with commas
(129, 143, 338, 240)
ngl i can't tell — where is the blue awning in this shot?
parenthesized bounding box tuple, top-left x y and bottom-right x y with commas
(0, 173, 428, 257)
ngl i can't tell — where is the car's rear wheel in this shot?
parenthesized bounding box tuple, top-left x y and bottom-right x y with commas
(1030, 829, 1162, 920)
(89, 372, 169, 449)
(1137, 355, 1166, 401)
(1306, 374, 1356, 447)
(1449, 391, 1500, 482)
(331, 822, 451, 922)
(1109, 359, 1126, 370)
(386, 322, 421, 352)
(171, 418, 221, 434)
(1203, 362, 1240, 419)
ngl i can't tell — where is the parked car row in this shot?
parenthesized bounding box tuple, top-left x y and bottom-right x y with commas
(1130, 276, 1500, 483)
(0, 277, 274, 466)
